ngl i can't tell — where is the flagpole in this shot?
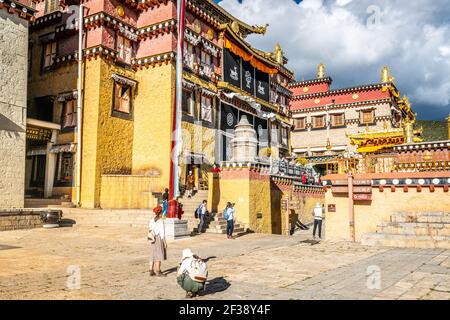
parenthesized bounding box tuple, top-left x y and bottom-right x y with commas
(169, 0, 186, 200)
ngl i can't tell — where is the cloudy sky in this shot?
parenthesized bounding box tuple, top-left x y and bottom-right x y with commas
(215, 0, 450, 120)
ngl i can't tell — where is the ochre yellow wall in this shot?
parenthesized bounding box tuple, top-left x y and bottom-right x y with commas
(80, 58, 101, 208)
(325, 187, 450, 241)
(132, 63, 175, 191)
(80, 58, 135, 208)
(100, 175, 161, 209)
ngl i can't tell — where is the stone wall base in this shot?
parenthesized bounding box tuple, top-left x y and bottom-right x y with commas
(164, 218, 190, 240)
(0, 210, 42, 231)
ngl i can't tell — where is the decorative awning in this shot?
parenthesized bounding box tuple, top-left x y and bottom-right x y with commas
(184, 29, 201, 46)
(201, 39, 220, 57)
(27, 148, 47, 156)
(182, 79, 196, 90)
(224, 37, 278, 75)
(222, 91, 261, 113)
(112, 73, 137, 87)
(201, 88, 216, 98)
(185, 152, 211, 165)
(118, 26, 138, 42)
(49, 143, 77, 153)
(57, 91, 78, 102)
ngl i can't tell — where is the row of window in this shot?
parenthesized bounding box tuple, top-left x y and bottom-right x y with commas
(182, 89, 213, 123)
(40, 34, 133, 71)
(183, 42, 213, 77)
(294, 110, 375, 130)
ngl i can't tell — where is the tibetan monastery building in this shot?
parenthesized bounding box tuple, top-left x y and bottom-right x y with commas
(289, 64, 418, 172)
(26, 0, 294, 208)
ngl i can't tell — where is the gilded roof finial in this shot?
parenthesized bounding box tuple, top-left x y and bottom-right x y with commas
(317, 62, 325, 79)
(381, 65, 390, 83)
(274, 43, 283, 64)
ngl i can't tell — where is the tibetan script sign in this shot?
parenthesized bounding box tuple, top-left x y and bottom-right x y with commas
(26, 127, 52, 141)
(353, 193, 372, 201)
(333, 179, 371, 186)
(332, 186, 349, 193)
(332, 186, 371, 194)
(353, 179, 371, 186)
(352, 186, 372, 194)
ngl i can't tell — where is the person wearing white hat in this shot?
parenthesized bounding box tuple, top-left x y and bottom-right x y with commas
(312, 202, 324, 239)
(177, 248, 208, 298)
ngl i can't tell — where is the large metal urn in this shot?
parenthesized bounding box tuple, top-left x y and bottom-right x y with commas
(40, 210, 62, 228)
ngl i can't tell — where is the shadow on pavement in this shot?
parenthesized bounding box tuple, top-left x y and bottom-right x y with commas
(59, 219, 76, 227)
(201, 277, 231, 296)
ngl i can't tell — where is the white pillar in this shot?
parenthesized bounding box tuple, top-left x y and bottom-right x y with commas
(44, 129, 58, 198)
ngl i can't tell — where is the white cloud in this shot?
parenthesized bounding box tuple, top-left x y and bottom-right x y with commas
(218, 0, 450, 119)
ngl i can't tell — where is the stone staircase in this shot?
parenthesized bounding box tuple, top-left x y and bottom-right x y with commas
(362, 212, 450, 249)
(59, 208, 151, 228)
(179, 190, 246, 236)
(25, 198, 76, 209)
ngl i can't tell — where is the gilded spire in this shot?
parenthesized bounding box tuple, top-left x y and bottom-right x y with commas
(317, 62, 325, 79)
(274, 43, 283, 64)
(381, 65, 390, 83)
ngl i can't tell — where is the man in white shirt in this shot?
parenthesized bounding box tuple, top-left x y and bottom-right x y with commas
(197, 200, 207, 234)
(312, 202, 324, 239)
(225, 202, 235, 239)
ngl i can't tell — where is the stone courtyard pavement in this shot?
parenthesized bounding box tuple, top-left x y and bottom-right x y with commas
(0, 225, 449, 300)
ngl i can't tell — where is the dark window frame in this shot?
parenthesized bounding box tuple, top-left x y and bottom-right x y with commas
(111, 80, 133, 120)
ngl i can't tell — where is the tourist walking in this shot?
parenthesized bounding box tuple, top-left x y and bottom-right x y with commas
(162, 188, 169, 217)
(223, 202, 235, 239)
(186, 171, 195, 198)
(177, 248, 208, 298)
(196, 200, 208, 234)
(312, 202, 324, 239)
(148, 206, 167, 277)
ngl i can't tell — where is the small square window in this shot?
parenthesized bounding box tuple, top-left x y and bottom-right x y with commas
(116, 34, 132, 64)
(313, 115, 325, 128)
(112, 82, 132, 119)
(182, 90, 194, 115)
(361, 110, 374, 124)
(42, 41, 57, 69)
(331, 114, 345, 127)
(201, 96, 212, 122)
(62, 99, 77, 128)
(294, 118, 306, 130)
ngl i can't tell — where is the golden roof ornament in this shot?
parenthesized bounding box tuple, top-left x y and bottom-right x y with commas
(381, 65, 391, 83)
(252, 23, 269, 35)
(231, 20, 240, 34)
(317, 62, 325, 79)
(274, 43, 283, 64)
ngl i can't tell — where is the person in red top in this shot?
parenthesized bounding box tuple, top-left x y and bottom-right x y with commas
(211, 164, 221, 173)
(301, 172, 307, 185)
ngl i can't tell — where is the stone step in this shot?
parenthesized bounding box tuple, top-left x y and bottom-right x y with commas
(361, 233, 450, 249)
(377, 225, 450, 237)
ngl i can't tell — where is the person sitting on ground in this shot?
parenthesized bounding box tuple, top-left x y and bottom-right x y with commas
(177, 248, 208, 298)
